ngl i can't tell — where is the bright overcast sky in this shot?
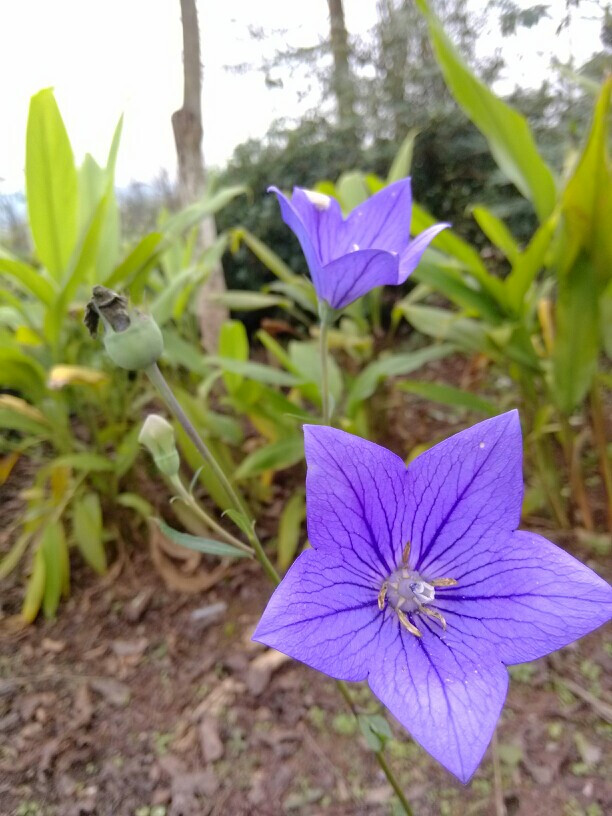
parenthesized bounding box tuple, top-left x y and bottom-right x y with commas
(0, 0, 603, 192)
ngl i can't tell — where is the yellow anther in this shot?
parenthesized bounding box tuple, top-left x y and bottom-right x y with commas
(402, 541, 411, 565)
(431, 577, 458, 588)
(397, 610, 422, 638)
(418, 604, 447, 630)
(378, 581, 388, 611)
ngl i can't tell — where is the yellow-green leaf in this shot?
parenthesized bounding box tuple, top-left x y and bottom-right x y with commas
(277, 489, 306, 572)
(21, 547, 46, 623)
(26, 89, 78, 279)
(73, 492, 107, 575)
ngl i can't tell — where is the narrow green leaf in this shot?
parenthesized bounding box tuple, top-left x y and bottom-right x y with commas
(106, 115, 124, 177)
(116, 492, 153, 519)
(0, 257, 57, 305)
(289, 340, 343, 407)
(107, 232, 163, 287)
(601, 279, 612, 359)
(397, 304, 496, 357)
(412, 259, 504, 322)
(41, 521, 65, 618)
(161, 186, 246, 241)
(411, 203, 507, 306)
(346, 344, 455, 414)
(552, 253, 600, 414)
(42, 453, 115, 473)
(560, 77, 611, 285)
(48, 189, 112, 344)
(21, 547, 46, 624)
(387, 128, 419, 182)
(396, 379, 497, 415)
(207, 356, 302, 387)
(154, 518, 249, 559)
(235, 436, 304, 480)
(231, 227, 298, 284)
(416, 0, 556, 222)
(219, 320, 249, 394)
(471, 206, 519, 265)
(337, 171, 369, 212)
(505, 213, 559, 312)
(26, 89, 78, 278)
(73, 492, 107, 575)
(277, 489, 306, 572)
(222, 508, 254, 539)
(208, 291, 290, 311)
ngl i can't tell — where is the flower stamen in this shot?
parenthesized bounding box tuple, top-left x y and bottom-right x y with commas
(397, 610, 422, 637)
(431, 577, 458, 588)
(417, 604, 447, 630)
(378, 581, 388, 611)
(402, 541, 411, 565)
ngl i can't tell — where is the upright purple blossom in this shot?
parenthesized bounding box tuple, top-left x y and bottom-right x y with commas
(253, 412, 612, 782)
(269, 179, 448, 309)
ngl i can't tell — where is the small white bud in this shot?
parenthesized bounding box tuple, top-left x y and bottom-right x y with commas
(139, 414, 180, 477)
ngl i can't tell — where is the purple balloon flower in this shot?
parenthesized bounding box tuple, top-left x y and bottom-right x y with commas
(269, 179, 448, 309)
(253, 412, 612, 782)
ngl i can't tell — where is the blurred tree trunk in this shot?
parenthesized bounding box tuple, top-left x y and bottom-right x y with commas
(327, 0, 357, 130)
(172, 0, 227, 351)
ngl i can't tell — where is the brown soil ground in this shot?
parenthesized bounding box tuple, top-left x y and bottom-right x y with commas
(1, 355, 611, 816)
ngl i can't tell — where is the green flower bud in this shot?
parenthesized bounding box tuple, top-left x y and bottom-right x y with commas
(139, 414, 180, 477)
(85, 285, 164, 371)
(103, 312, 164, 370)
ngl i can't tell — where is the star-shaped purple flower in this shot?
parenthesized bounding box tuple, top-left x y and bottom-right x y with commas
(269, 179, 448, 309)
(253, 412, 612, 782)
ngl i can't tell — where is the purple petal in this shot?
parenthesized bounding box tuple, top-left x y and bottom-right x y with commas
(304, 425, 410, 580)
(268, 186, 322, 279)
(434, 529, 612, 665)
(369, 623, 508, 782)
(343, 179, 413, 255)
(399, 223, 450, 283)
(318, 249, 399, 309)
(405, 411, 523, 576)
(252, 549, 384, 681)
(290, 187, 344, 265)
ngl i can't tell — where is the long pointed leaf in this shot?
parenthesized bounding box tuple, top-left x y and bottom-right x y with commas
(416, 0, 556, 222)
(26, 89, 78, 278)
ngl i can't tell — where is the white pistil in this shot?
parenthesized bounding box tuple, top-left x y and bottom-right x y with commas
(303, 189, 331, 210)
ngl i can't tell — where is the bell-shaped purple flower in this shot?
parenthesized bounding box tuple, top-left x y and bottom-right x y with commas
(269, 179, 449, 309)
(253, 412, 612, 782)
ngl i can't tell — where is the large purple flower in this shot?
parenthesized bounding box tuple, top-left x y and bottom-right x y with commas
(253, 412, 612, 782)
(269, 179, 448, 309)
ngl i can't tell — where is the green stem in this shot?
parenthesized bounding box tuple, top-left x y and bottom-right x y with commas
(590, 380, 612, 532)
(147, 363, 247, 517)
(318, 301, 331, 424)
(146, 362, 280, 585)
(559, 416, 594, 531)
(533, 435, 570, 529)
(169, 475, 254, 556)
(375, 750, 414, 816)
(336, 681, 413, 815)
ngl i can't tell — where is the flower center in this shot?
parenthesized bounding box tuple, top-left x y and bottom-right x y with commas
(377, 542, 457, 638)
(386, 568, 435, 612)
